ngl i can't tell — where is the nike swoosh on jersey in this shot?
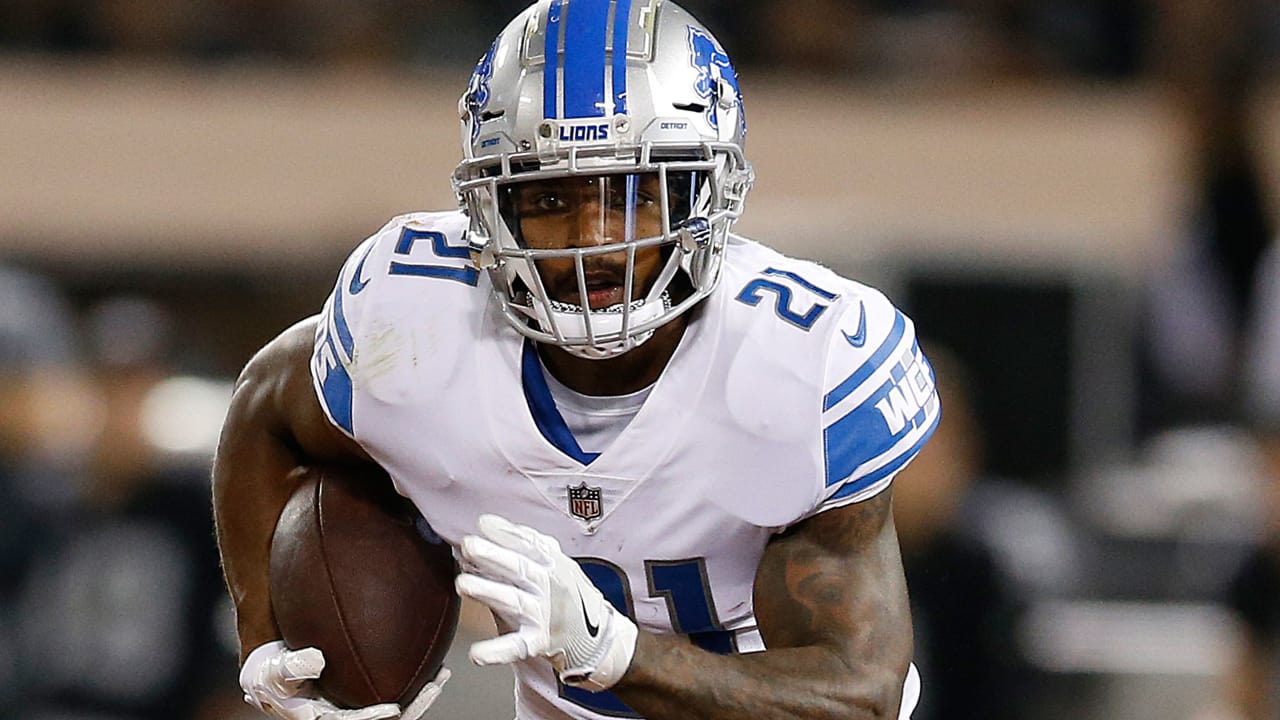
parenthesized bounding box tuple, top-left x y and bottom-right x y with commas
(842, 302, 867, 347)
(348, 244, 375, 294)
(580, 593, 600, 637)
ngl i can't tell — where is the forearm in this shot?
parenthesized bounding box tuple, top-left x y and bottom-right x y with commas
(212, 458, 296, 658)
(212, 391, 299, 660)
(613, 493, 912, 720)
(613, 632, 903, 720)
(213, 321, 344, 662)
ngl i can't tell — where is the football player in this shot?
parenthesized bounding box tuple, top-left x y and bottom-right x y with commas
(215, 1, 941, 719)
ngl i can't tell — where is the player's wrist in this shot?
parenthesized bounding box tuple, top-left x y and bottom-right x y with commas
(240, 640, 289, 701)
(561, 606, 638, 691)
(593, 609, 639, 690)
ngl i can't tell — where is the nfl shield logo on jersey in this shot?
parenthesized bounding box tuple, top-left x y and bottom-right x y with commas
(568, 482, 603, 521)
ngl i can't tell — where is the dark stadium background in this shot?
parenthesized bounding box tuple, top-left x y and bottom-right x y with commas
(1, 2, 1277, 719)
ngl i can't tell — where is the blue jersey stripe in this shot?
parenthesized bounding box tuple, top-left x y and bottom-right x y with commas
(521, 340, 600, 465)
(316, 333, 355, 436)
(544, 0, 564, 118)
(562, 0, 610, 118)
(331, 280, 355, 360)
(611, 0, 632, 114)
(823, 310, 906, 411)
(827, 410, 940, 501)
(823, 384, 902, 487)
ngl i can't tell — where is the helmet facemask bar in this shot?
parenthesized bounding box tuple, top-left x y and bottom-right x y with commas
(509, 237, 676, 354)
(458, 142, 751, 359)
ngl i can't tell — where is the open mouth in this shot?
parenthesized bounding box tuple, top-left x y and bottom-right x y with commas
(550, 269, 629, 310)
(582, 283, 625, 310)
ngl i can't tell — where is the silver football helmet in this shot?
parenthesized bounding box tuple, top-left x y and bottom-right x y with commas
(454, 0, 754, 359)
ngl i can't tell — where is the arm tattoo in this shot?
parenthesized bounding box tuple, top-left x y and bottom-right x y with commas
(765, 490, 897, 651)
(615, 490, 912, 720)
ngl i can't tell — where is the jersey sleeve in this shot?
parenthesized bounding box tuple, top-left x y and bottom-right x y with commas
(814, 291, 941, 512)
(309, 211, 478, 440)
(310, 232, 381, 439)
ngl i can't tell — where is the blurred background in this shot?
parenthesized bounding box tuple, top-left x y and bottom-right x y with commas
(1, 0, 1279, 718)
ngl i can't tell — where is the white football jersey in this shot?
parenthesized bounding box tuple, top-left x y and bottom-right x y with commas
(310, 211, 940, 720)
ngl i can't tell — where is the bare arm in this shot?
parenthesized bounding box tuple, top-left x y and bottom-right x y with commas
(212, 317, 371, 662)
(612, 489, 913, 719)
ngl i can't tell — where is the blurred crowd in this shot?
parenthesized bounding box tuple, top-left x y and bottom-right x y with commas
(0, 277, 246, 720)
(2, 0, 1280, 719)
(0, 0, 1276, 81)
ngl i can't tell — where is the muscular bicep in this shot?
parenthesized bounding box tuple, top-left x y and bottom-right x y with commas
(754, 489, 913, 679)
(220, 316, 366, 464)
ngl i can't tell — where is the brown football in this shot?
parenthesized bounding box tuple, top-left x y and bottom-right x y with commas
(269, 464, 460, 709)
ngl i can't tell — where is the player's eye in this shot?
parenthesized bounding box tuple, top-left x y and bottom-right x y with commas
(605, 189, 656, 210)
(535, 194, 565, 211)
(521, 192, 567, 215)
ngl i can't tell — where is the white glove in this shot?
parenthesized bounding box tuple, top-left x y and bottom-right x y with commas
(455, 514, 638, 691)
(239, 640, 451, 720)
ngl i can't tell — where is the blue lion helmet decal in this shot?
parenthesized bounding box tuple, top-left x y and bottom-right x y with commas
(687, 26, 743, 134)
(465, 39, 499, 143)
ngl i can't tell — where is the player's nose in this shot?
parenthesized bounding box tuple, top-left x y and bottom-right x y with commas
(566, 198, 611, 248)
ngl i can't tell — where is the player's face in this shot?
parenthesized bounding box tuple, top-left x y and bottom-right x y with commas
(512, 173, 667, 310)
